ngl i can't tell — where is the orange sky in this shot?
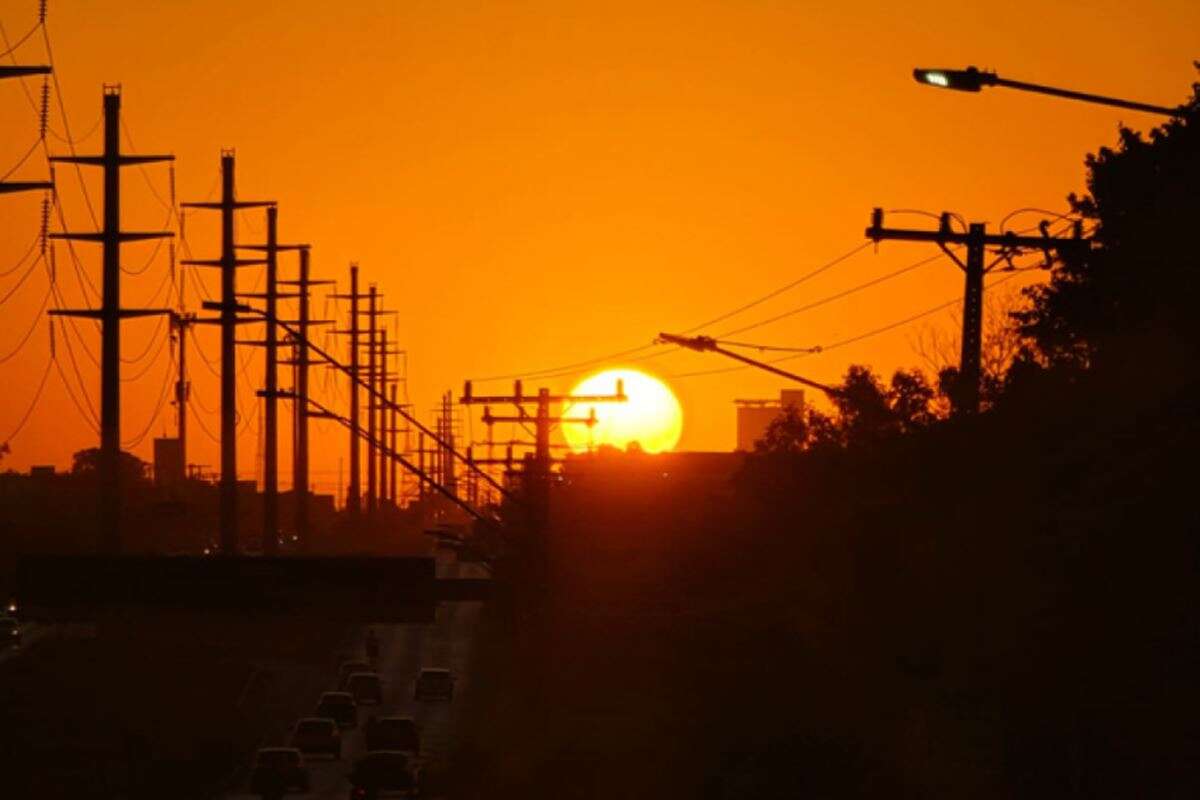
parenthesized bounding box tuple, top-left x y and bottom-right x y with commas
(1, 1, 1196, 495)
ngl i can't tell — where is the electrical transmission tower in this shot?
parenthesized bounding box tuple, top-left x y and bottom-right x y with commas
(277, 247, 333, 550)
(181, 150, 272, 555)
(357, 286, 396, 516)
(237, 207, 305, 554)
(46, 86, 174, 554)
(866, 209, 1085, 414)
(330, 264, 369, 514)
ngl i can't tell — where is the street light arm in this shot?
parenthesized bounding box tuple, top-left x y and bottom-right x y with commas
(914, 64, 1183, 118)
(992, 74, 1183, 118)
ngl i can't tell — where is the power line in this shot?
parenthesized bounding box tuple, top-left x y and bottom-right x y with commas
(121, 324, 170, 381)
(39, 18, 100, 229)
(0, 284, 50, 364)
(1, 352, 53, 449)
(469, 239, 874, 383)
(681, 241, 872, 335)
(55, 316, 98, 422)
(0, 231, 41, 278)
(123, 350, 175, 448)
(715, 250, 948, 339)
(51, 328, 98, 432)
(1, 135, 42, 181)
(669, 271, 1025, 380)
(0, 17, 40, 58)
(0, 248, 44, 305)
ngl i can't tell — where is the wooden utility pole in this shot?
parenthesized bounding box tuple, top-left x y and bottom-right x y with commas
(866, 208, 1085, 414)
(182, 150, 271, 555)
(48, 86, 173, 554)
(331, 264, 368, 514)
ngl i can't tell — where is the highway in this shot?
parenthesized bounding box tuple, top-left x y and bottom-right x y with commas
(226, 549, 483, 800)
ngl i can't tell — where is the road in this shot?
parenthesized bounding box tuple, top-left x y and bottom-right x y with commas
(227, 549, 483, 800)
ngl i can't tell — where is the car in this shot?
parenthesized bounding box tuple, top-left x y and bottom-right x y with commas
(348, 750, 421, 797)
(413, 668, 454, 701)
(339, 659, 372, 688)
(316, 691, 358, 728)
(0, 616, 20, 647)
(249, 747, 309, 795)
(364, 716, 420, 753)
(347, 672, 383, 705)
(289, 716, 341, 759)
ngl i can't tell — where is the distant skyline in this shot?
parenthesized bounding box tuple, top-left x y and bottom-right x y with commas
(1, 0, 1196, 490)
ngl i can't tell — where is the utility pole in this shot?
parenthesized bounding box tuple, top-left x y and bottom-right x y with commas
(181, 150, 271, 555)
(330, 264, 368, 514)
(278, 247, 333, 550)
(357, 287, 395, 515)
(388, 383, 399, 506)
(866, 208, 1085, 414)
(238, 208, 305, 554)
(364, 287, 379, 513)
(370, 329, 401, 506)
(47, 86, 173, 554)
(460, 380, 625, 481)
(170, 311, 196, 469)
(378, 328, 390, 507)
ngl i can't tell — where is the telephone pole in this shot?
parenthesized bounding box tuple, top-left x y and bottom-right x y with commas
(181, 150, 271, 555)
(330, 264, 369, 514)
(238, 208, 305, 554)
(278, 248, 333, 550)
(866, 208, 1085, 414)
(47, 86, 173, 554)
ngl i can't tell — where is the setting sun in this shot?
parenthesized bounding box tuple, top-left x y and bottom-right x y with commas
(563, 369, 684, 454)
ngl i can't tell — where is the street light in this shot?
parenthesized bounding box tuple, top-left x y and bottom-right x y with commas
(914, 65, 1182, 117)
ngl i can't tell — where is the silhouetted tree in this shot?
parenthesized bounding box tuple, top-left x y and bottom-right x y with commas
(755, 404, 838, 455)
(70, 447, 150, 485)
(1016, 70, 1200, 376)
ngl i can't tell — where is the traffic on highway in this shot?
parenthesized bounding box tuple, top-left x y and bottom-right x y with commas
(227, 551, 480, 800)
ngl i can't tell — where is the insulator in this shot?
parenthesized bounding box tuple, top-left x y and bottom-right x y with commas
(38, 78, 50, 140)
(39, 0, 48, 24)
(39, 195, 51, 255)
(168, 164, 176, 206)
(49, 319, 56, 358)
(48, 242, 56, 285)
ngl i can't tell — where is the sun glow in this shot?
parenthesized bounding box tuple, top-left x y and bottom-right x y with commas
(563, 368, 684, 454)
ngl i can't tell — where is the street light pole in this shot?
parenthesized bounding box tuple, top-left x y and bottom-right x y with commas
(913, 66, 1183, 118)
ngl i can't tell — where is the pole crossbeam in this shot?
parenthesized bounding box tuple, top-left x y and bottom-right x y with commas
(864, 207, 1087, 414)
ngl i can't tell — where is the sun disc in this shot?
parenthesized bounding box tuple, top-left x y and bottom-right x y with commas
(562, 368, 683, 454)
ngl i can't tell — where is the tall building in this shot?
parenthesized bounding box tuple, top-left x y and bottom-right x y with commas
(734, 389, 805, 452)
